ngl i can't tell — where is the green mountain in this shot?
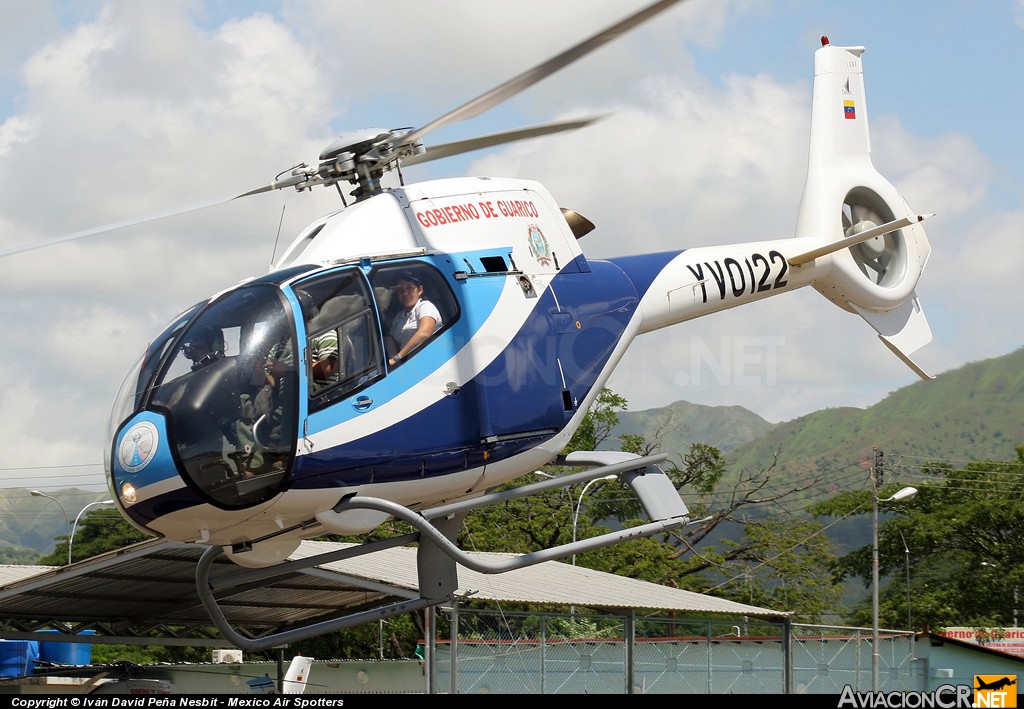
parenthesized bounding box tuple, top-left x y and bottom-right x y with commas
(611, 399, 777, 455)
(602, 346, 1024, 521)
(608, 347, 1024, 621)
(722, 346, 1024, 486)
(0, 488, 112, 559)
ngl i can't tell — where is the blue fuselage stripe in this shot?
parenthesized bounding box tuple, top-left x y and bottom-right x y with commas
(290, 258, 654, 488)
(605, 251, 685, 298)
(121, 247, 688, 520)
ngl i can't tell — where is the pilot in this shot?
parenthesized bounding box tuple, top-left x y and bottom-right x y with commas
(183, 325, 224, 370)
(296, 289, 342, 390)
(310, 331, 340, 388)
(388, 271, 442, 367)
(235, 318, 293, 476)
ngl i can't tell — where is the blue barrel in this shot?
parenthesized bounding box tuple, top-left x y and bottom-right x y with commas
(0, 640, 40, 678)
(39, 629, 95, 666)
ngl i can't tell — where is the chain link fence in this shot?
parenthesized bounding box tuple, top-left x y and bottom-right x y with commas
(427, 608, 915, 694)
(790, 623, 916, 694)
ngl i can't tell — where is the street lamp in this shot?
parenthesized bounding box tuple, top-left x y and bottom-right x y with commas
(70, 499, 114, 563)
(571, 475, 617, 566)
(30, 490, 71, 565)
(872, 485, 917, 692)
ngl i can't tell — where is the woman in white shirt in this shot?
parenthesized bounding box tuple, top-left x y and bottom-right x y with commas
(388, 272, 442, 367)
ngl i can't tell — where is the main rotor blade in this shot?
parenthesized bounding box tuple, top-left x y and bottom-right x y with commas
(401, 115, 604, 167)
(400, 0, 687, 148)
(0, 174, 309, 258)
(0, 196, 232, 257)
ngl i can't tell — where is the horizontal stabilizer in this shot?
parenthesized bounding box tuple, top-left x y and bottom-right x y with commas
(851, 295, 934, 380)
(564, 451, 689, 521)
(789, 214, 933, 266)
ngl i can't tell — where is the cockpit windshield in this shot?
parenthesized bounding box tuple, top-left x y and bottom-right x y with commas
(108, 260, 461, 512)
(147, 285, 297, 508)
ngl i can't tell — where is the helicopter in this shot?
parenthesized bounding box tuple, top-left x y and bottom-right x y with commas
(4, 653, 315, 694)
(3, 0, 934, 650)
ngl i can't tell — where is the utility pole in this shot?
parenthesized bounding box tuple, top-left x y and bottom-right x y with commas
(871, 447, 883, 693)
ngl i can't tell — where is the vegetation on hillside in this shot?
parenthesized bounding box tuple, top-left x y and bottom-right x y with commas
(723, 346, 1024, 496)
(456, 388, 842, 621)
(811, 445, 1024, 632)
(0, 541, 41, 565)
(0, 489, 119, 556)
(36, 509, 150, 566)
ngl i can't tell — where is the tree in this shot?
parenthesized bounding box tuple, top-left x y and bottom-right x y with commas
(36, 509, 150, 566)
(460, 388, 843, 622)
(810, 446, 1024, 630)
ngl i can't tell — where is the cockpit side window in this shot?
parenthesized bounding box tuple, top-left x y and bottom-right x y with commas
(369, 263, 459, 367)
(295, 269, 383, 411)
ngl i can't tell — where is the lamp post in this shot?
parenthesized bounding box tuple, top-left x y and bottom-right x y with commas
(898, 530, 912, 635)
(70, 499, 114, 564)
(571, 475, 617, 566)
(30, 490, 71, 565)
(872, 484, 917, 692)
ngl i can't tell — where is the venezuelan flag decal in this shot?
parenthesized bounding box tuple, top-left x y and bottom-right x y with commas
(844, 100, 856, 119)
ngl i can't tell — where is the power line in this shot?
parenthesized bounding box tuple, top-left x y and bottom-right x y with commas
(0, 463, 104, 472)
(701, 500, 870, 592)
(892, 453, 1024, 469)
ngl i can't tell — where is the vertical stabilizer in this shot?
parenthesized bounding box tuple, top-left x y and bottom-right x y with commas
(792, 38, 933, 378)
(283, 654, 314, 694)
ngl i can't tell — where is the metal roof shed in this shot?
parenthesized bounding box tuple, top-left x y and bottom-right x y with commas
(0, 538, 785, 648)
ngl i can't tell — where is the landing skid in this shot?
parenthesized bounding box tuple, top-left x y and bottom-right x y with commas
(196, 452, 693, 651)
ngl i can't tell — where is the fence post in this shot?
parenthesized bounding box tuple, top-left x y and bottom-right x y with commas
(783, 618, 792, 694)
(625, 609, 635, 694)
(449, 602, 459, 694)
(540, 615, 547, 695)
(706, 620, 713, 694)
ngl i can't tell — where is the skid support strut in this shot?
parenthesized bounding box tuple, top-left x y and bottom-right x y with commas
(196, 452, 692, 650)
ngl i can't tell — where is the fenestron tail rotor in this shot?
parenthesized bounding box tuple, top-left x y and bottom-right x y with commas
(790, 38, 934, 380)
(843, 188, 907, 288)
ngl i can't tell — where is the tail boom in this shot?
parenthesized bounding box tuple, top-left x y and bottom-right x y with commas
(618, 237, 820, 336)
(622, 38, 934, 378)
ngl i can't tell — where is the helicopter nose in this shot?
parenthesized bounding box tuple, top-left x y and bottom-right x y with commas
(110, 413, 200, 529)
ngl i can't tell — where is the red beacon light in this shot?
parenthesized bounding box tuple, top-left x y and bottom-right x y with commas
(821, 36, 830, 46)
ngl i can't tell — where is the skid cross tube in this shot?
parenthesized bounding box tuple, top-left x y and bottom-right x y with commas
(422, 452, 671, 520)
(196, 452, 693, 650)
(196, 540, 436, 652)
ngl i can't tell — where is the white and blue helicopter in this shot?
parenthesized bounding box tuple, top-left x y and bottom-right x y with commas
(3, 0, 934, 649)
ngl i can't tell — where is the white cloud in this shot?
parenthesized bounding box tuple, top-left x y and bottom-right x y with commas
(0, 0, 1019, 488)
(0, 115, 37, 156)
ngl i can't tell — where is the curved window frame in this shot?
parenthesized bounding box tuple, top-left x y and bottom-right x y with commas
(109, 302, 203, 435)
(294, 268, 385, 413)
(369, 261, 460, 366)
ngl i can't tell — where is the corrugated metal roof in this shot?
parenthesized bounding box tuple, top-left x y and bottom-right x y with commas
(303, 541, 784, 616)
(0, 538, 786, 644)
(0, 565, 52, 586)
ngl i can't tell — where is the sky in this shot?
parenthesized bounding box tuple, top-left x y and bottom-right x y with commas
(1, 0, 1023, 495)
